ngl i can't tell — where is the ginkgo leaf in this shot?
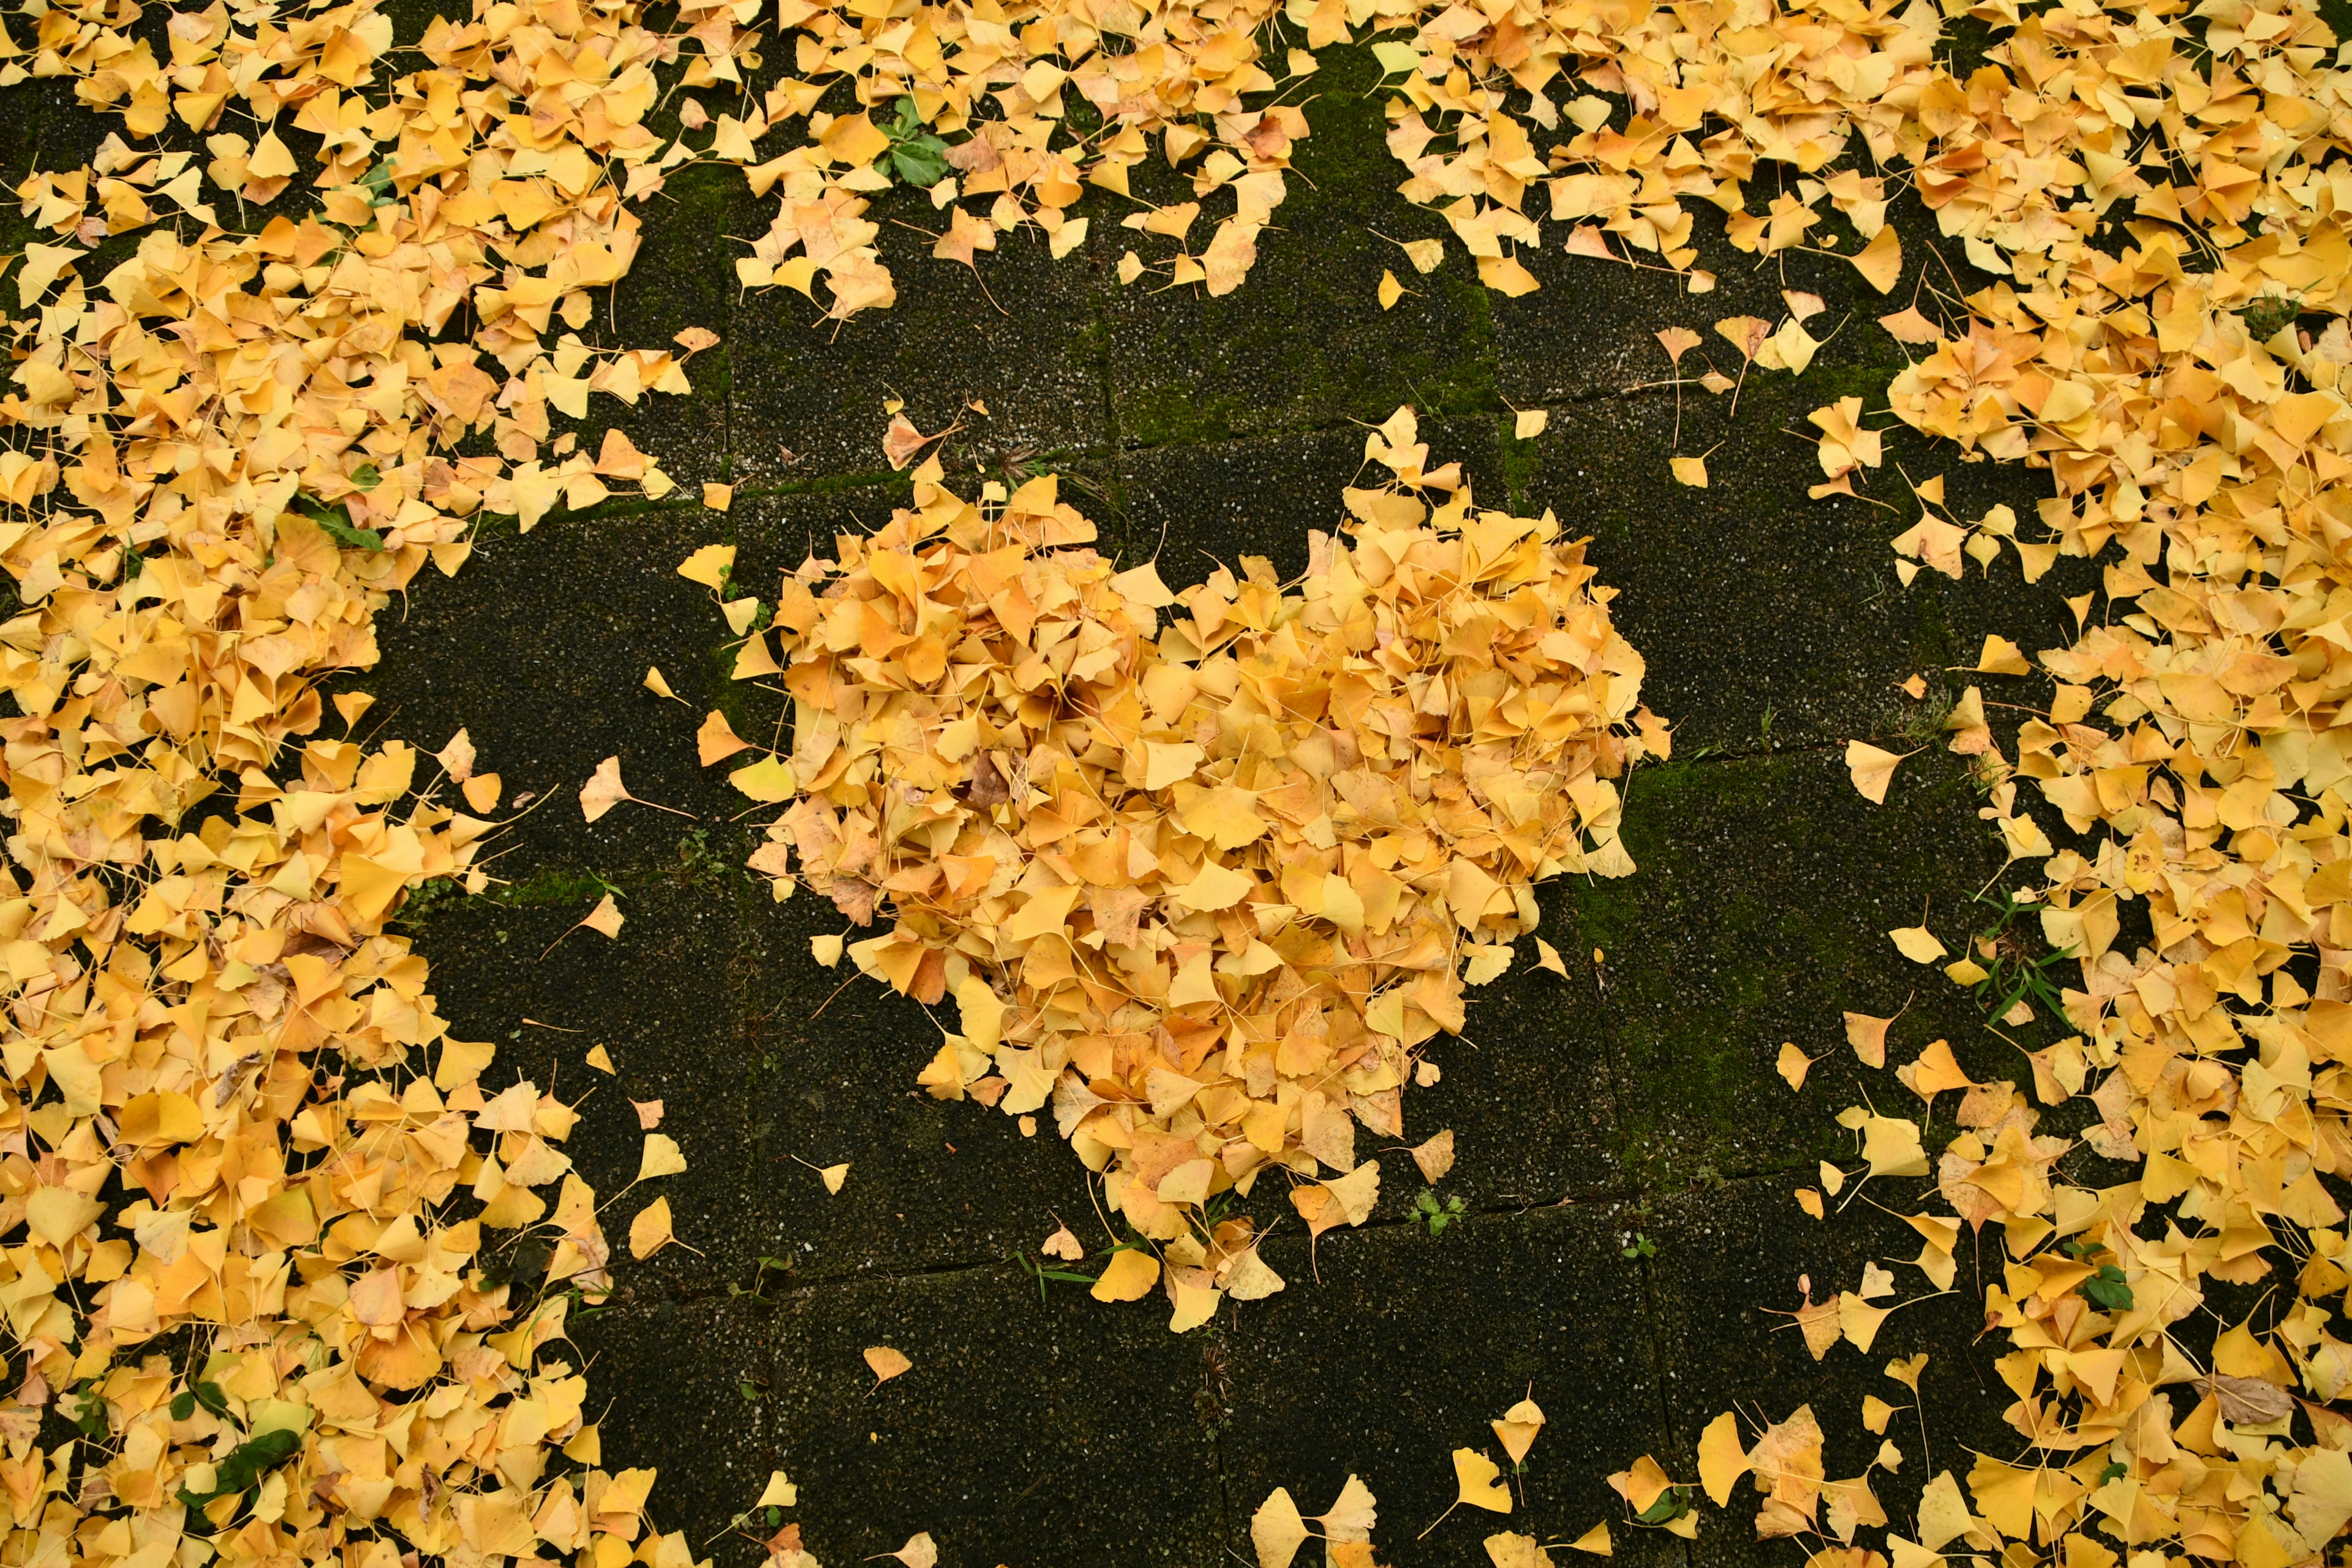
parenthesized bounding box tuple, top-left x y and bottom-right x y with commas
(581, 756, 629, 823)
(818, 1163, 850, 1193)
(1398, 237, 1444, 274)
(677, 543, 735, 590)
(864, 1346, 913, 1384)
(1697, 1410, 1748, 1504)
(1090, 1248, 1160, 1302)
(580, 756, 692, 823)
(698, 710, 752, 765)
(638, 1134, 687, 1181)
(644, 666, 681, 700)
(1777, 1042, 1816, 1090)
(756, 1470, 799, 1507)
(883, 1532, 936, 1568)
(1491, 1397, 1545, 1463)
(1534, 939, 1569, 976)
(1453, 1447, 1512, 1513)
(628, 1196, 673, 1258)
(1514, 409, 1548, 439)
(1879, 306, 1944, 344)
(1669, 455, 1708, 487)
(729, 756, 797, 802)
(1844, 741, 1913, 804)
(1714, 315, 1769, 360)
(1843, 1011, 1894, 1068)
(1656, 326, 1701, 364)
(1850, 225, 1902, 292)
(1251, 1488, 1311, 1568)
(1378, 270, 1405, 309)
(1041, 1224, 1084, 1261)
(586, 1046, 615, 1073)
(1565, 1522, 1611, 1556)
(1319, 1476, 1378, 1539)
(1411, 1129, 1455, 1183)
(1888, 926, 1947, 963)
(1484, 1532, 1553, 1567)
(582, 894, 624, 938)
(633, 1099, 664, 1129)
(1972, 635, 2030, 676)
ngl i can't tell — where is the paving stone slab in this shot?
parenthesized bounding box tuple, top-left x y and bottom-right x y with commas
(363, 501, 747, 877)
(563, 159, 739, 492)
(726, 878, 1110, 1286)
(1227, 1200, 1684, 1567)
(1570, 747, 2005, 1190)
(1387, 884, 1631, 1210)
(1113, 414, 1505, 581)
(756, 1261, 1225, 1567)
(1103, 45, 1500, 451)
(1642, 1174, 2021, 1567)
(406, 882, 782, 1303)
(567, 1298, 792, 1548)
(1512, 385, 1964, 752)
(726, 182, 1115, 490)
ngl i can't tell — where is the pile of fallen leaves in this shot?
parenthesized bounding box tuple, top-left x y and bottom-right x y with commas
(669, 0, 2352, 1555)
(688, 405, 1664, 1327)
(1778, 8, 2352, 1568)
(0, 0, 742, 1558)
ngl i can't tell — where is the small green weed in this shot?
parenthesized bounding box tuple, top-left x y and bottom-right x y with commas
(1012, 1248, 1098, 1302)
(880, 96, 951, 187)
(1621, 1231, 1657, 1261)
(1964, 887, 2075, 1020)
(2239, 292, 2302, 341)
(1409, 1188, 1467, 1236)
(729, 1254, 794, 1303)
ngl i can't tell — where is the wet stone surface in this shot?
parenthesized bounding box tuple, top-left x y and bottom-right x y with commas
(1, 13, 2113, 1562)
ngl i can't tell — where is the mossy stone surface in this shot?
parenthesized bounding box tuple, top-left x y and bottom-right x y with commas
(4, 32, 2127, 1564)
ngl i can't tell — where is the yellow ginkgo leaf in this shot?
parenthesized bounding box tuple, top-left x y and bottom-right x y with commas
(1888, 925, 1947, 963)
(1844, 740, 1912, 804)
(1453, 1447, 1512, 1512)
(637, 1133, 687, 1181)
(1090, 1248, 1161, 1302)
(627, 1196, 673, 1259)
(677, 543, 734, 589)
(1253, 1489, 1311, 1568)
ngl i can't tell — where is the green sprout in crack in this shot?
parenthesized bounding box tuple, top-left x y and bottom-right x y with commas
(880, 96, 952, 188)
(1621, 1231, 1657, 1261)
(1964, 886, 2075, 1021)
(1409, 1188, 1467, 1237)
(1011, 1248, 1098, 1303)
(728, 1254, 794, 1303)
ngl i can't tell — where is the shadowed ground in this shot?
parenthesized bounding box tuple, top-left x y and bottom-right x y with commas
(0, 29, 2123, 1567)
